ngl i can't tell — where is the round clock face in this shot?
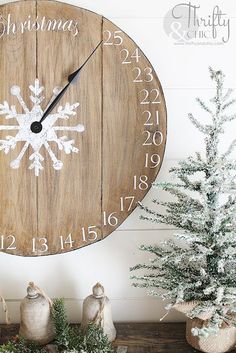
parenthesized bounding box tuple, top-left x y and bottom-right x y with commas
(0, 0, 167, 256)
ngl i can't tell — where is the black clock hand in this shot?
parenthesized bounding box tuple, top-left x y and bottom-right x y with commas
(30, 40, 103, 134)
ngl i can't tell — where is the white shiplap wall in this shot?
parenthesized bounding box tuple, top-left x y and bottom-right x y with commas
(0, 0, 235, 323)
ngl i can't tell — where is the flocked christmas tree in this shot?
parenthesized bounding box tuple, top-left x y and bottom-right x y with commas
(131, 68, 236, 337)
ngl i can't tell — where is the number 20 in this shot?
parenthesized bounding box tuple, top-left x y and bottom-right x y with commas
(143, 131, 163, 146)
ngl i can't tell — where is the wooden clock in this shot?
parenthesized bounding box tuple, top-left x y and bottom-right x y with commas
(0, 0, 167, 256)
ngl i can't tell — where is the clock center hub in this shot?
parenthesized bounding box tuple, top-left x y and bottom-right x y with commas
(31, 121, 43, 134)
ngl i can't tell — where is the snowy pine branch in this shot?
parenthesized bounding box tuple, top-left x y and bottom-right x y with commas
(188, 113, 210, 134)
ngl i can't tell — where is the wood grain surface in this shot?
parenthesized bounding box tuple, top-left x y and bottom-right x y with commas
(0, 1, 37, 256)
(102, 19, 167, 237)
(36, 1, 102, 255)
(0, 1, 167, 256)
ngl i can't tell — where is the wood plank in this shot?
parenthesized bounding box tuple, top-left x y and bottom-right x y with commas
(113, 323, 187, 350)
(114, 323, 236, 353)
(102, 18, 167, 239)
(36, 1, 102, 255)
(0, 1, 37, 256)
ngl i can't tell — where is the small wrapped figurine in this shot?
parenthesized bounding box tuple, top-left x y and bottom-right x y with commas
(82, 283, 116, 342)
(0, 292, 10, 324)
(19, 282, 55, 345)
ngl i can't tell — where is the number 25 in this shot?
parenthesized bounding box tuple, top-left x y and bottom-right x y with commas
(103, 30, 123, 45)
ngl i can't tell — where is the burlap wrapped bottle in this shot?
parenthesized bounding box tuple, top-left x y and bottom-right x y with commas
(81, 283, 116, 342)
(19, 282, 55, 345)
(174, 301, 236, 353)
(186, 317, 236, 353)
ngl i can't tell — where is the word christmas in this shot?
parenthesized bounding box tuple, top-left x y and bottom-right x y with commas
(0, 14, 79, 38)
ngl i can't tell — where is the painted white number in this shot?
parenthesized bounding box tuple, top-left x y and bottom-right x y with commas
(82, 226, 98, 242)
(120, 48, 141, 64)
(133, 175, 149, 190)
(103, 30, 123, 45)
(103, 212, 118, 227)
(0, 235, 16, 250)
(145, 153, 161, 168)
(120, 49, 131, 64)
(133, 67, 153, 83)
(143, 131, 163, 146)
(142, 110, 159, 126)
(120, 196, 135, 211)
(60, 234, 74, 250)
(32, 237, 48, 253)
(139, 89, 161, 104)
(133, 67, 142, 82)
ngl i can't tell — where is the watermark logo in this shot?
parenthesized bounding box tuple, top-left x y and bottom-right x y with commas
(163, 2, 230, 45)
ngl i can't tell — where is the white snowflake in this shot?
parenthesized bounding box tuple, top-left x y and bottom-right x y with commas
(0, 79, 85, 176)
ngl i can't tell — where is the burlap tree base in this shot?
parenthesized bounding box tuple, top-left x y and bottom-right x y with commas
(186, 318, 236, 353)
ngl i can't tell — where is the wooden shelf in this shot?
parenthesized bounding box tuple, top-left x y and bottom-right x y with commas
(114, 323, 195, 353)
(1, 322, 236, 352)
